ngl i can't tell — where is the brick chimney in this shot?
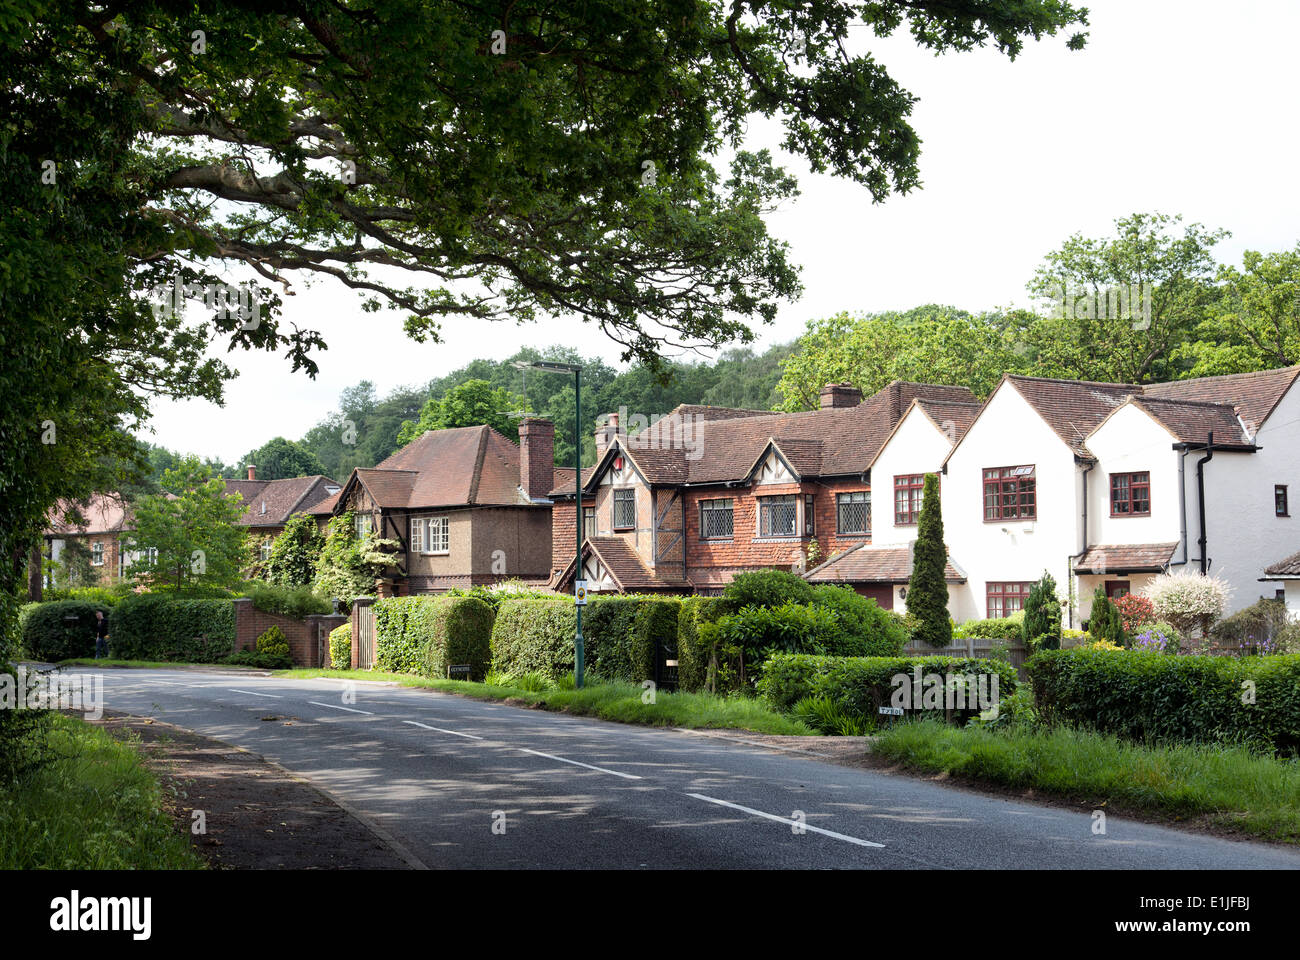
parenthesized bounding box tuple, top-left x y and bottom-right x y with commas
(594, 410, 624, 460)
(246, 464, 256, 481)
(819, 382, 863, 409)
(518, 418, 555, 501)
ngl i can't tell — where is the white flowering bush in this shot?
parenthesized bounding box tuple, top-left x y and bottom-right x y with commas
(1141, 571, 1230, 638)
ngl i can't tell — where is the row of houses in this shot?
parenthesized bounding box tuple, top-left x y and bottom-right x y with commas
(44, 365, 1300, 625)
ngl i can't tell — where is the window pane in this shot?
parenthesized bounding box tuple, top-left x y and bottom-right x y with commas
(613, 489, 635, 528)
(760, 496, 796, 536)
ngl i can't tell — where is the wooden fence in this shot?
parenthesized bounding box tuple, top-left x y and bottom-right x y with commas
(901, 636, 1029, 679)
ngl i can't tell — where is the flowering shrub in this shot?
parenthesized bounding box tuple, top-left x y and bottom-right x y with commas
(1083, 637, 1124, 651)
(1113, 593, 1154, 635)
(1130, 629, 1169, 653)
(1141, 571, 1229, 637)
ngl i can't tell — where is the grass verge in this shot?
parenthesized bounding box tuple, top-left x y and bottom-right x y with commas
(280, 668, 814, 735)
(0, 712, 205, 868)
(874, 719, 1300, 844)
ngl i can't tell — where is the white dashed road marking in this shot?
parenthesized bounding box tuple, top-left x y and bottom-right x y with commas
(686, 793, 885, 848)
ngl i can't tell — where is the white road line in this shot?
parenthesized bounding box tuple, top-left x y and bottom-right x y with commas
(308, 700, 374, 715)
(402, 720, 483, 740)
(685, 793, 885, 848)
(137, 679, 181, 685)
(229, 688, 281, 698)
(518, 748, 642, 780)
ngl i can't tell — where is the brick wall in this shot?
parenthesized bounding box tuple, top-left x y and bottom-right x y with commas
(233, 598, 347, 667)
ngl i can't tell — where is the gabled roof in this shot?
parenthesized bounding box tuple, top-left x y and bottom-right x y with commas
(1125, 397, 1253, 450)
(1142, 365, 1300, 437)
(222, 475, 341, 527)
(805, 543, 966, 584)
(338, 423, 545, 511)
(868, 397, 982, 469)
(550, 538, 691, 593)
(1262, 550, 1300, 579)
(45, 492, 133, 536)
(1003, 375, 1141, 460)
(555, 381, 976, 495)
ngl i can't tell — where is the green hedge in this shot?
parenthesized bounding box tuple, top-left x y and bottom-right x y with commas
(582, 595, 681, 683)
(20, 601, 110, 661)
(374, 596, 494, 679)
(108, 594, 236, 662)
(758, 653, 1019, 728)
(489, 598, 577, 678)
(329, 624, 352, 670)
(1028, 648, 1300, 754)
(244, 582, 331, 618)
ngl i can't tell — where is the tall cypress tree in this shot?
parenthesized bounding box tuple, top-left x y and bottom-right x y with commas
(907, 473, 952, 648)
(1024, 572, 1062, 649)
(1088, 586, 1124, 645)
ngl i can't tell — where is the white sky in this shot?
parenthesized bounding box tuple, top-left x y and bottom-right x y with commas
(138, 0, 1300, 465)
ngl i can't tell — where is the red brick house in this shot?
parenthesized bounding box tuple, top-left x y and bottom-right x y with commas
(329, 419, 563, 594)
(43, 492, 136, 585)
(548, 381, 976, 599)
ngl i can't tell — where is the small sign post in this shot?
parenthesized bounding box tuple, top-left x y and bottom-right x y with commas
(878, 705, 904, 730)
(574, 579, 588, 606)
(447, 664, 472, 680)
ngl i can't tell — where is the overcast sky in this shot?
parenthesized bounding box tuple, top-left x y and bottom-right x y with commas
(138, 0, 1300, 466)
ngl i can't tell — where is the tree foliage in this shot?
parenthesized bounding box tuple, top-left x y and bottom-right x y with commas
(239, 437, 327, 481)
(397, 379, 526, 445)
(1087, 586, 1125, 646)
(126, 458, 248, 594)
(1023, 572, 1062, 649)
(907, 474, 951, 648)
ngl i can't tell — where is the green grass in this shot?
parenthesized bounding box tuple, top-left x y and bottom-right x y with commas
(0, 713, 205, 869)
(57, 658, 263, 670)
(280, 668, 815, 735)
(875, 719, 1300, 843)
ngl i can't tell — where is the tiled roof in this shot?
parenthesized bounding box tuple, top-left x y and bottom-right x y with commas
(551, 537, 691, 592)
(1263, 550, 1300, 578)
(1073, 542, 1179, 574)
(1004, 376, 1141, 459)
(1128, 397, 1252, 449)
(556, 381, 977, 494)
(805, 543, 966, 584)
(1142, 365, 1300, 437)
(222, 475, 340, 527)
(45, 492, 132, 535)
(915, 398, 982, 442)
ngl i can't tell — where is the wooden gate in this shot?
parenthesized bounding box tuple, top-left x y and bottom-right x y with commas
(353, 598, 376, 670)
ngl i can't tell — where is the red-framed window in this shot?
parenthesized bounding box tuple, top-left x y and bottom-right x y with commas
(894, 475, 926, 525)
(1110, 472, 1151, 516)
(1277, 485, 1290, 517)
(983, 465, 1036, 521)
(986, 581, 1033, 618)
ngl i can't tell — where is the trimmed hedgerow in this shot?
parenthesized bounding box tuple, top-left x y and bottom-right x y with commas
(244, 582, 331, 619)
(107, 594, 236, 662)
(1028, 648, 1300, 754)
(329, 623, 352, 670)
(583, 595, 681, 683)
(20, 600, 110, 661)
(721, 569, 813, 611)
(374, 595, 494, 680)
(758, 653, 1019, 728)
(676, 596, 729, 693)
(490, 598, 576, 678)
(808, 584, 907, 656)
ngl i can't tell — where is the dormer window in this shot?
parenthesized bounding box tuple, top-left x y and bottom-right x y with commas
(260, 500, 267, 515)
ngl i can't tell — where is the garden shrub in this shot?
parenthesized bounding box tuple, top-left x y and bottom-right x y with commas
(490, 598, 576, 678)
(954, 613, 1025, 640)
(721, 569, 813, 612)
(244, 582, 331, 618)
(1114, 593, 1155, 635)
(1022, 573, 1062, 648)
(374, 595, 494, 679)
(20, 601, 110, 661)
(676, 596, 729, 693)
(1087, 586, 1125, 646)
(1211, 598, 1297, 655)
(256, 625, 290, 660)
(758, 653, 1018, 729)
(106, 594, 236, 662)
(809, 584, 907, 656)
(329, 623, 352, 669)
(906, 473, 951, 648)
(1142, 570, 1229, 638)
(1027, 648, 1300, 754)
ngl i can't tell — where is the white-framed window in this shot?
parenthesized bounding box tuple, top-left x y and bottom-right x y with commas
(91, 541, 104, 566)
(354, 513, 373, 538)
(144, 547, 158, 565)
(412, 517, 449, 555)
(260, 541, 273, 562)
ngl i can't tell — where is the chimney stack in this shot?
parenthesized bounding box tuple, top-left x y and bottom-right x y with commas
(518, 418, 555, 501)
(594, 411, 624, 460)
(819, 382, 863, 409)
(246, 464, 257, 481)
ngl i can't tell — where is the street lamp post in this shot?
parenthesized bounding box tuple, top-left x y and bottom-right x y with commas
(514, 360, 585, 687)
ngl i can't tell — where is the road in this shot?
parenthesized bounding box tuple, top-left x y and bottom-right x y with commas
(67, 666, 1300, 870)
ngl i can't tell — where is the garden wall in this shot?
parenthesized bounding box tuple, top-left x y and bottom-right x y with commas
(233, 598, 347, 668)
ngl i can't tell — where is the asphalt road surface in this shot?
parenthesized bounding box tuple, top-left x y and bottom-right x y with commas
(65, 666, 1300, 870)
